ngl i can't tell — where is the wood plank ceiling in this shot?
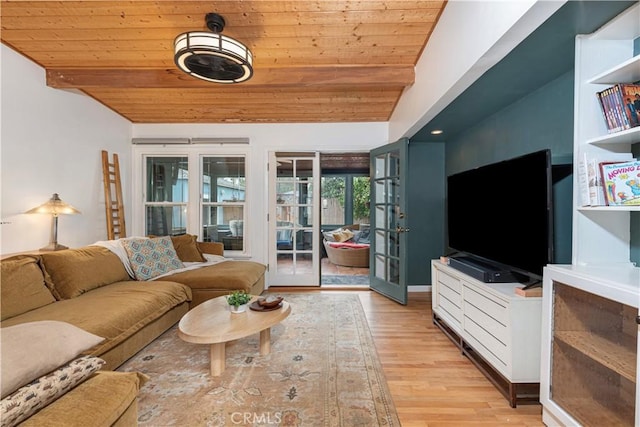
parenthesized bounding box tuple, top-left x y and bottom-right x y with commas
(0, 1, 446, 124)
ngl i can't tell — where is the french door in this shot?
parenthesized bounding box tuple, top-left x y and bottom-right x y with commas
(369, 140, 409, 304)
(267, 152, 320, 286)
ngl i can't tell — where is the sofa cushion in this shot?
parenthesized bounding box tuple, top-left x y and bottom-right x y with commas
(161, 260, 266, 292)
(170, 234, 206, 262)
(324, 227, 355, 243)
(0, 255, 55, 321)
(0, 321, 105, 398)
(327, 241, 370, 249)
(0, 281, 192, 358)
(122, 236, 185, 280)
(17, 371, 145, 427)
(41, 246, 131, 299)
(0, 355, 105, 427)
(355, 224, 371, 244)
(197, 241, 224, 256)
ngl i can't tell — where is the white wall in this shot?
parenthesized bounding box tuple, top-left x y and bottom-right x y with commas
(389, 0, 565, 142)
(1, 45, 132, 254)
(131, 122, 388, 264)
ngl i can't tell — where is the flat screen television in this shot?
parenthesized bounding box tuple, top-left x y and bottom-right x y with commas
(447, 149, 554, 283)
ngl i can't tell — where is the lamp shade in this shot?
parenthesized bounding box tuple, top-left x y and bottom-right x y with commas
(25, 193, 80, 216)
(25, 193, 80, 251)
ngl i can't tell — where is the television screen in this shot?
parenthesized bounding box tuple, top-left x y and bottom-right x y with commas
(447, 149, 553, 279)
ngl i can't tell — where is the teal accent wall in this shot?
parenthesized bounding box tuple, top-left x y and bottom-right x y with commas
(441, 71, 575, 265)
(407, 141, 445, 285)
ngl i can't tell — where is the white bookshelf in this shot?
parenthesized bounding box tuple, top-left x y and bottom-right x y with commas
(541, 3, 640, 426)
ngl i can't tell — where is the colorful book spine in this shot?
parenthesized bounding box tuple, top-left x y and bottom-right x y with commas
(596, 84, 640, 133)
(600, 160, 640, 206)
(578, 152, 635, 206)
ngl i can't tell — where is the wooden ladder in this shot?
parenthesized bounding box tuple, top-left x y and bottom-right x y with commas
(101, 150, 127, 240)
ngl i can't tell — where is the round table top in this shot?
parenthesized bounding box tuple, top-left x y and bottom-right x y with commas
(178, 295, 291, 344)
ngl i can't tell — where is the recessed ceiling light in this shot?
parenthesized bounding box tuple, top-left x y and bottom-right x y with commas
(431, 130, 443, 135)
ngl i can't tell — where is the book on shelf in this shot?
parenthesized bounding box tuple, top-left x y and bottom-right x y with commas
(596, 83, 640, 133)
(600, 159, 640, 206)
(577, 152, 635, 206)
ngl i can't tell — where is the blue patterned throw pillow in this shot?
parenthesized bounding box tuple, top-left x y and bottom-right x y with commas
(122, 236, 184, 280)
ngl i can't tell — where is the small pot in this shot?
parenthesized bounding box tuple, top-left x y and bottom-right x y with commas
(229, 303, 248, 314)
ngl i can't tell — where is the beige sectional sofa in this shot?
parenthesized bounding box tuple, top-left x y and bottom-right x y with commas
(0, 235, 266, 426)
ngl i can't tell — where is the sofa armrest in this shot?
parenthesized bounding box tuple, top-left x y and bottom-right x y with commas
(197, 242, 224, 256)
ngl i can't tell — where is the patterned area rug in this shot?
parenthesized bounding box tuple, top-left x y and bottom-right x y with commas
(118, 293, 399, 426)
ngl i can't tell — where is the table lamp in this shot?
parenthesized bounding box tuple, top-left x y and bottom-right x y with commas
(25, 193, 81, 251)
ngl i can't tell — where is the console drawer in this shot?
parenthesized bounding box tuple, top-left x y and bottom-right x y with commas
(463, 284, 508, 326)
(439, 293, 462, 326)
(463, 299, 508, 344)
(439, 279, 462, 306)
(463, 313, 508, 366)
(439, 270, 462, 293)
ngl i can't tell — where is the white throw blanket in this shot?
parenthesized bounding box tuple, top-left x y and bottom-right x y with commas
(91, 238, 229, 281)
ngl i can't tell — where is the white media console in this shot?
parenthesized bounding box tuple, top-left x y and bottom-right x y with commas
(430, 259, 543, 407)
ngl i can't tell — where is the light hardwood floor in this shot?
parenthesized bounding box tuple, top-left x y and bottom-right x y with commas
(269, 288, 545, 426)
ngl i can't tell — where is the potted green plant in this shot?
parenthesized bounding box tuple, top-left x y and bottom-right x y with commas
(226, 291, 252, 313)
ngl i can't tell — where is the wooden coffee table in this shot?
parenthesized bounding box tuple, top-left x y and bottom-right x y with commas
(177, 295, 291, 376)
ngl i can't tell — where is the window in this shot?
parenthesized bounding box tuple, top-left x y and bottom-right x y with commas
(137, 148, 249, 254)
(145, 156, 188, 236)
(202, 156, 246, 251)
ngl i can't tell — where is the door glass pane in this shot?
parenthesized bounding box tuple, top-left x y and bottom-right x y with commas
(277, 253, 294, 273)
(388, 178, 399, 204)
(298, 206, 314, 227)
(375, 254, 385, 279)
(276, 181, 295, 205)
(375, 229, 386, 255)
(375, 205, 385, 228)
(388, 258, 400, 284)
(389, 231, 400, 258)
(277, 159, 294, 178)
(388, 152, 400, 176)
(375, 180, 385, 204)
(297, 159, 313, 176)
(374, 155, 385, 179)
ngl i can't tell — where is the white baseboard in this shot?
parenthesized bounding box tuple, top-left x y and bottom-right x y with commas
(408, 285, 431, 293)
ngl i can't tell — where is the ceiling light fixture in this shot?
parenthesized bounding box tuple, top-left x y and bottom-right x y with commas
(431, 129, 444, 135)
(174, 13, 253, 84)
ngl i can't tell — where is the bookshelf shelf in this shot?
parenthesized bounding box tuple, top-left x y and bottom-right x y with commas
(577, 205, 640, 212)
(588, 54, 640, 85)
(586, 126, 640, 146)
(554, 330, 636, 382)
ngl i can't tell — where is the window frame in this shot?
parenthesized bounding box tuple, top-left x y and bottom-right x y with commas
(132, 144, 251, 256)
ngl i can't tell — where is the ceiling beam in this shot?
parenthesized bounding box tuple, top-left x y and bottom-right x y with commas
(46, 66, 414, 89)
